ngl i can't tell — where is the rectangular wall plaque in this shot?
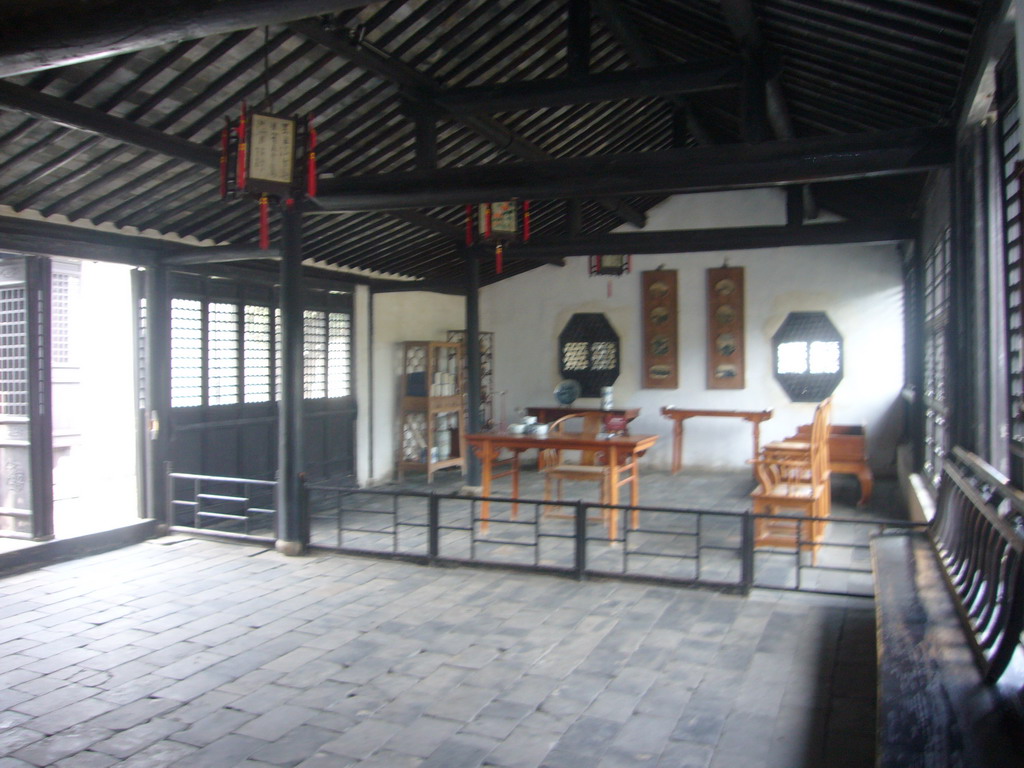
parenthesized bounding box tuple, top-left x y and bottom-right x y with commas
(706, 266, 745, 389)
(642, 270, 678, 388)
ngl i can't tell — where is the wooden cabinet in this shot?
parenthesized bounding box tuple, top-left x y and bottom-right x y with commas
(396, 341, 465, 481)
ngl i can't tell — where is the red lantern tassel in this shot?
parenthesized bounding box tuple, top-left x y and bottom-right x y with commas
(465, 205, 474, 246)
(219, 119, 229, 199)
(484, 203, 492, 239)
(306, 115, 317, 198)
(495, 242, 503, 274)
(259, 194, 270, 250)
(237, 102, 248, 192)
(523, 200, 531, 242)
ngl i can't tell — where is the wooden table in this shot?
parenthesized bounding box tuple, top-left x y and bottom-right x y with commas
(526, 406, 641, 433)
(465, 431, 658, 540)
(660, 406, 773, 473)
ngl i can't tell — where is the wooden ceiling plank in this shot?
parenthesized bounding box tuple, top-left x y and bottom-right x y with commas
(0, 0, 371, 77)
(433, 60, 742, 114)
(290, 16, 647, 228)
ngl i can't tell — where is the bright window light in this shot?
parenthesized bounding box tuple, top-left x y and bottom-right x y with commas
(777, 342, 808, 374)
(809, 341, 840, 374)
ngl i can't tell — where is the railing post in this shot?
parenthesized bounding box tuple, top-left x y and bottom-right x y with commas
(574, 500, 587, 579)
(740, 510, 755, 594)
(164, 461, 174, 529)
(428, 493, 440, 562)
(299, 474, 310, 544)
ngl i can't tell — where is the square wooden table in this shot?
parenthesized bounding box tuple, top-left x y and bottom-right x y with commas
(465, 431, 658, 540)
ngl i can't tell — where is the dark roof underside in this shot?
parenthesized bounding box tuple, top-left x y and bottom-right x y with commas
(0, 0, 989, 285)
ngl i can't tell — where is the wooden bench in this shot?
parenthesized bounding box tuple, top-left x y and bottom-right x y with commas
(871, 448, 1024, 767)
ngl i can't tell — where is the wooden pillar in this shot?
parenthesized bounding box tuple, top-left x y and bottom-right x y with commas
(276, 205, 306, 553)
(26, 258, 53, 541)
(741, 51, 769, 144)
(567, 0, 591, 79)
(144, 263, 171, 526)
(414, 113, 437, 172)
(464, 248, 482, 487)
(786, 185, 804, 227)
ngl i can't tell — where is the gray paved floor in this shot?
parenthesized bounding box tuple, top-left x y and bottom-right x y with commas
(0, 536, 875, 767)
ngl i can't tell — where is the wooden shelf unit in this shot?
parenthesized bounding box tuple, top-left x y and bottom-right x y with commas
(396, 341, 466, 482)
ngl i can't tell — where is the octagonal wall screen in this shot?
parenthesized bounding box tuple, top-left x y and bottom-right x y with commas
(772, 312, 843, 402)
(558, 313, 620, 397)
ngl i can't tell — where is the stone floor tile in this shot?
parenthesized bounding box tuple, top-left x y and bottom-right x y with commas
(294, 752, 356, 768)
(420, 734, 495, 768)
(248, 724, 340, 766)
(52, 751, 119, 768)
(655, 739, 713, 768)
(320, 719, 397, 760)
(0, 513, 882, 768)
(91, 717, 186, 759)
(234, 703, 321, 741)
(11, 724, 114, 767)
(27, 696, 119, 736)
(168, 708, 255, 747)
(384, 714, 461, 758)
(168, 733, 264, 768)
(0, 727, 47, 756)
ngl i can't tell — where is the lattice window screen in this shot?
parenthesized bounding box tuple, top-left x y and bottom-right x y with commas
(923, 228, 951, 487)
(0, 286, 28, 417)
(1000, 64, 1024, 452)
(170, 298, 202, 407)
(243, 305, 271, 403)
(327, 312, 351, 398)
(303, 310, 327, 399)
(51, 268, 79, 366)
(207, 302, 239, 405)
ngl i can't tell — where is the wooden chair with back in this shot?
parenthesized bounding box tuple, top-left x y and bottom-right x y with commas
(539, 412, 613, 525)
(750, 397, 832, 561)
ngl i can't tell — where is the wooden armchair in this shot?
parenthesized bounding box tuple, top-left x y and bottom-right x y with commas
(540, 412, 610, 508)
(751, 397, 832, 561)
(761, 396, 832, 479)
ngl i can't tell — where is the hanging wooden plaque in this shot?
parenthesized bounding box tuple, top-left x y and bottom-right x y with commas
(706, 266, 745, 389)
(642, 270, 678, 388)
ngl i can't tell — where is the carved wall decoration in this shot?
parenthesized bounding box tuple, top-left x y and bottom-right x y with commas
(642, 270, 678, 389)
(707, 266, 745, 389)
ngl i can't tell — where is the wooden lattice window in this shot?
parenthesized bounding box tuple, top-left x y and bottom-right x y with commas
(558, 313, 620, 398)
(999, 55, 1024, 464)
(923, 227, 952, 488)
(772, 312, 842, 402)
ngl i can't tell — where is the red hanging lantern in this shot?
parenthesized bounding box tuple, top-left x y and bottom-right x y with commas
(221, 107, 318, 249)
(588, 254, 632, 297)
(464, 200, 530, 275)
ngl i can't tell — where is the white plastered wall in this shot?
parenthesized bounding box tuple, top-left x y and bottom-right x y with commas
(479, 188, 905, 472)
(362, 290, 465, 483)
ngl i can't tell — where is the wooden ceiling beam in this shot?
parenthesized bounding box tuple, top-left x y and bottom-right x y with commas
(719, 0, 817, 216)
(313, 127, 952, 210)
(0, 0, 370, 77)
(432, 60, 743, 114)
(474, 219, 917, 260)
(594, 0, 714, 145)
(290, 17, 647, 229)
(0, 81, 219, 168)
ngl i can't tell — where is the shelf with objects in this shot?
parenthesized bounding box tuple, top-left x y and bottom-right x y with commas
(447, 330, 495, 430)
(396, 341, 466, 482)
